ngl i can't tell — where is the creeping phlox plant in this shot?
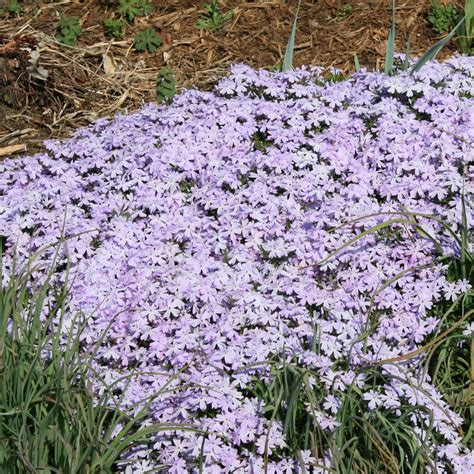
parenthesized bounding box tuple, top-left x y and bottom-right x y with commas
(0, 56, 473, 472)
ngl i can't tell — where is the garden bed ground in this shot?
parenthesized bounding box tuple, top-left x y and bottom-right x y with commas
(0, 0, 466, 156)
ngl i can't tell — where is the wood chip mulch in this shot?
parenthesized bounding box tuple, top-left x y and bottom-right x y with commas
(0, 0, 466, 157)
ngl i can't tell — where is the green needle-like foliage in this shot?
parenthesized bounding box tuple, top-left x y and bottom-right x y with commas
(248, 356, 441, 472)
(56, 15, 82, 46)
(337, 3, 353, 19)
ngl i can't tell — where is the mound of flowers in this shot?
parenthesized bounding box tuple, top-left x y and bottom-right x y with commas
(0, 57, 473, 472)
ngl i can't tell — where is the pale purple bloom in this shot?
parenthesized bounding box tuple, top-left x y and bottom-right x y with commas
(0, 56, 473, 471)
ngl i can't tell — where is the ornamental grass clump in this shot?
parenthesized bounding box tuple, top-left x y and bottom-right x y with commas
(0, 243, 196, 472)
(251, 203, 473, 472)
(0, 55, 473, 471)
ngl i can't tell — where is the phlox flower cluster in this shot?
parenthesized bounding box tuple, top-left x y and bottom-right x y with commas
(0, 56, 473, 472)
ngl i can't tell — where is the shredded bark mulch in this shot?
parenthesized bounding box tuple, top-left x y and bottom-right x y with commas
(0, 0, 466, 156)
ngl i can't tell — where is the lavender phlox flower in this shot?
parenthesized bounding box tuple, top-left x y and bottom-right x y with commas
(0, 57, 472, 471)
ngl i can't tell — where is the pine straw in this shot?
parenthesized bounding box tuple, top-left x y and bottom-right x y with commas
(0, 0, 466, 157)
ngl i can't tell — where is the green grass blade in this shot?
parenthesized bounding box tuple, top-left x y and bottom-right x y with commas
(282, 0, 302, 72)
(460, 184, 469, 281)
(97, 423, 199, 469)
(317, 218, 417, 267)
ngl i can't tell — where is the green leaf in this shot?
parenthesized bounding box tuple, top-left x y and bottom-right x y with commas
(103, 18, 125, 39)
(118, 0, 151, 22)
(384, 0, 396, 76)
(156, 67, 176, 103)
(282, 0, 301, 72)
(337, 3, 353, 19)
(7, 0, 21, 14)
(57, 31, 77, 46)
(428, 2, 460, 34)
(410, 13, 467, 75)
(57, 15, 82, 46)
(354, 53, 361, 72)
(459, 0, 474, 53)
(222, 10, 233, 22)
(196, 0, 233, 31)
(466, 0, 474, 35)
(133, 28, 163, 53)
(137, 0, 152, 16)
(58, 15, 82, 37)
(196, 18, 210, 30)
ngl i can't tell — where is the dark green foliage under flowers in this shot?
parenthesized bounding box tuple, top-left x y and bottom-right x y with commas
(103, 18, 125, 39)
(245, 199, 473, 470)
(134, 28, 163, 53)
(424, 198, 473, 446)
(196, 0, 233, 31)
(56, 14, 82, 46)
(252, 131, 273, 152)
(156, 67, 176, 103)
(325, 72, 347, 83)
(0, 243, 195, 472)
(248, 357, 439, 473)
(426, 294, 474, 446)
